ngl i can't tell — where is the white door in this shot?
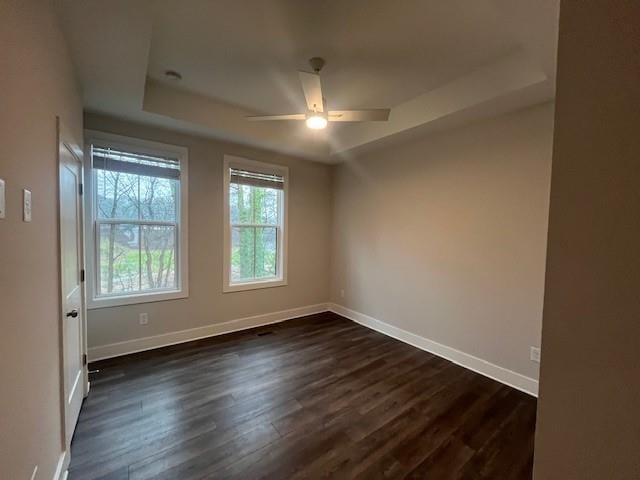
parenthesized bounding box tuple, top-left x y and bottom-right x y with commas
(58, 120, 87, 448)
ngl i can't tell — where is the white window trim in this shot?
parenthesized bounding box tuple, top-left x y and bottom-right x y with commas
(223, 155, 288, 293)
(84, 130, 189, 309)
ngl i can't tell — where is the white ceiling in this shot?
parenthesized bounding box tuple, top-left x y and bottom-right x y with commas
(58, 0, 559, 162)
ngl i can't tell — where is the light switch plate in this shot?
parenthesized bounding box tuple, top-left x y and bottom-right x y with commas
(23, 188, 32, 222)
(0, 179, 5, 219)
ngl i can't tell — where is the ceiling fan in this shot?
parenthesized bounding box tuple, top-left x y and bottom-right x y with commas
(246, 57, 390, 130)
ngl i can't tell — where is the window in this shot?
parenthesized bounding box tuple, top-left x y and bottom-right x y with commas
(85, 131, 188, 308)
(223, 156, 288, 292)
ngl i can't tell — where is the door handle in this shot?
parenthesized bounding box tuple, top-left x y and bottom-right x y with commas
(66, 309, 79, 318)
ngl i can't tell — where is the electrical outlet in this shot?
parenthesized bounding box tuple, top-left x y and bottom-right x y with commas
(530, 346, 541, 363)
(139, 313, 149, 325)
(340, 289, 345, 298)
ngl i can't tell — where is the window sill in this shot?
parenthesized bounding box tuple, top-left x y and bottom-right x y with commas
(223, 278, 287, 293)
(87, 289, 188, 310)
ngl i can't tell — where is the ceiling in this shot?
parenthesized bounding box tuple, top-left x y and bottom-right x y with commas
(58, 0, 559, 162)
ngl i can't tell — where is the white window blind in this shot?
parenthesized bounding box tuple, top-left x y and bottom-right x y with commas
(92, 146, 180, 180)
(230, 168, 284, 190)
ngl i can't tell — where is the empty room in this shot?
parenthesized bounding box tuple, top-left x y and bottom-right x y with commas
(1, 1, 639, 479)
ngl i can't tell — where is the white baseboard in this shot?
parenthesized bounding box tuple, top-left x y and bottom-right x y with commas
(328, 303, 539, 397)
(88, 301, 538, 397)
(52, 451, 68, 480)
(88, 303, 329, 362)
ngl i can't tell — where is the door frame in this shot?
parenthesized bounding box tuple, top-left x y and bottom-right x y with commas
(57, 117, 89, 469)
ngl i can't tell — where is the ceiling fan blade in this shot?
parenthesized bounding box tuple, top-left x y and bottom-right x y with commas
(328, 109, 390, 122)
(246, 113, 306, 121)
(298, 71, 324, 113)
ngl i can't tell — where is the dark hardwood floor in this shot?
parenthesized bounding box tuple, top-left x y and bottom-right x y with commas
(69, 312, 536, 479)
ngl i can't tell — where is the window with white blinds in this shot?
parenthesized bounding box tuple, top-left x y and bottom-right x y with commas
(224, 157, 288, 292)
(86, 133, 189, 307)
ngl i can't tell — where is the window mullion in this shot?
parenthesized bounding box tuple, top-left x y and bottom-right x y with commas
(230, 223, 278, 228)
(277, 190, 282, 278)
(94, 169, 100, 296)
(251, 187, 256, 280)
(137, 175, 142, 292)
(95, 219, 100, 295)
(138, 224, 142, 292)
(97, 219, 177, 227)
(253, 226, 257, 279)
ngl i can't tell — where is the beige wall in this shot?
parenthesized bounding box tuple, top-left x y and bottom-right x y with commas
(534, 1, 640, 478)
(84, 113, 332, 348)
(5, 1, 637, 478)
(0, 1, 83, 479)
(331, 103, 554, 382)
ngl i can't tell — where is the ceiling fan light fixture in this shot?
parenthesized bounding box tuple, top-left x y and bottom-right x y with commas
(306, 114, 327, 129)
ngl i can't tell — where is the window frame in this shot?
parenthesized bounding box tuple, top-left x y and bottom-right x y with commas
(84, 130, 189, 309)
(223, 155, 288, 293)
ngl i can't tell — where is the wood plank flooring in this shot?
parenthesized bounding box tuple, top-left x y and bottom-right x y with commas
(69, 312, 536, 479)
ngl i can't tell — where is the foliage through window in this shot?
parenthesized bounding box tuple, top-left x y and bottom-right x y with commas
(91, 144, 183, 298)
(225, 160, 287, 290)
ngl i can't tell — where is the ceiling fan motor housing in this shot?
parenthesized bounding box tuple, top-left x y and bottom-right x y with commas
(309, 57, 326, 73)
